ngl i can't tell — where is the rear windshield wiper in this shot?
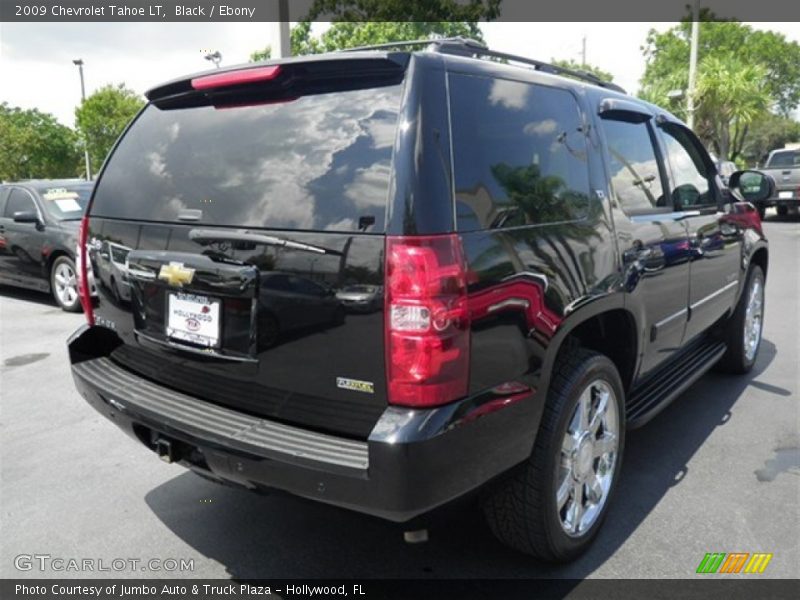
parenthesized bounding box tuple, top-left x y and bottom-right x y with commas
(188, 229, 340, 256)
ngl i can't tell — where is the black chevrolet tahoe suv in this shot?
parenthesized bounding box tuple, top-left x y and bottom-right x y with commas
(68, 38, 773, 561)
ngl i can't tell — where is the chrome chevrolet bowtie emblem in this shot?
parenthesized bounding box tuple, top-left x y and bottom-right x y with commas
(158, 262, 195, 287)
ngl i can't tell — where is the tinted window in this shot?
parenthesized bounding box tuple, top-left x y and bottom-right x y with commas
(660, 125, 712, 207)
(110, 245, 130, 264)
(91, 84, 403, 233)
(37, 184, 92, 220)
(450, 74, 590, 231)
(600, 120, 666, 213)
(291, 276, 325, 296)
(262, 274, 292, 291)
(769, 151, 799, 168)
(4, 189, 36, 217)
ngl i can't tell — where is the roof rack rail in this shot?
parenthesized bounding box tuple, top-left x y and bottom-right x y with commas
(342, 36, 626, 94)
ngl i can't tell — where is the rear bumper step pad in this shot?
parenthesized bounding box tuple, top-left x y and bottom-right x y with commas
(73, 357, 369, 471)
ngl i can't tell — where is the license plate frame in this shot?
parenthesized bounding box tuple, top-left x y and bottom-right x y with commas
(166, 292, 221, 348)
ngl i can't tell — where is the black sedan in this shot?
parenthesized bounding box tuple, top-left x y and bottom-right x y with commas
(0, 179, 93, 311)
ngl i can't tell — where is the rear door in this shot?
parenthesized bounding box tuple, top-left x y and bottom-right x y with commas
(87, 59, 408, 439)
(655, 122, 743, 342)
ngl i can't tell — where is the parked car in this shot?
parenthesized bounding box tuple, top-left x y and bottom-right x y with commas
(754, 148, 799, 218)
(68, 38, 772, 562)
(0, 179, 93, 311)
(336, 284, 383, 313)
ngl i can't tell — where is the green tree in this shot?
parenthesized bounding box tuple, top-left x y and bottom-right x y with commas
(0, 103, 81, 181)
(310, 21, 484, 53)
(641, 20, 800, 116)
(639, 20, 799, 161)
(251, 21, 485, 61)
(250, 0, 501, 60)
(694, 55, 771, 162)
(303, 0, 501, 22)
(74, 84, 144, 173)
(551, 59, 613, 84)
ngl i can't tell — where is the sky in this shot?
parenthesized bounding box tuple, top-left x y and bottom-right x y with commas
(1, 21, 798, 127)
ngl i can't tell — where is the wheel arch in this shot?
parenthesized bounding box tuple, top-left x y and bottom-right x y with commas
(540, 296, 640, 404)
(750, 245, 768, 279)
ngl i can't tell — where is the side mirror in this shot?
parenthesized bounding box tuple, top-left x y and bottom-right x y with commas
(13, 211, 42, 227)
(728, 170, 775, 204)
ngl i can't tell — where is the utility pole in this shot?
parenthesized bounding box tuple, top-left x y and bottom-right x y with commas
(687, 1, 700, 129)
(72, 59, 91, 180)
(581, 35, 587, 67)
(276, 0, 291, 58)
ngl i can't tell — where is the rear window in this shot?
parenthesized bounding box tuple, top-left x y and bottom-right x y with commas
(91, 83, 403, 233)
(768, 151, 799, 168)
(449, 73, 591, 231)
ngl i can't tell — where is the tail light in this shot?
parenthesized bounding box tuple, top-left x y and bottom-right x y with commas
(77, 215, 95, 325)
(385, 235, 470, 407)
(191, 65, 281, 91)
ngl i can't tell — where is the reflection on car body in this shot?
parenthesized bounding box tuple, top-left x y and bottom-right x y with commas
(336, 284, 382, 313)
(258, 272, 344, 348)
(94, 240, 132, 303)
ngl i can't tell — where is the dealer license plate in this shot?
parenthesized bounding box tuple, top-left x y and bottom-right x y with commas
(166, 292, 221, 347)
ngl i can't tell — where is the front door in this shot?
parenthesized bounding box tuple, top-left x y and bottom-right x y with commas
(598, 114, 692, 378)
(656, 123, 743, 342)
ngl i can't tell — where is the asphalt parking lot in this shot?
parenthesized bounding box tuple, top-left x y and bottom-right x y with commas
(1, 216, 798, 580)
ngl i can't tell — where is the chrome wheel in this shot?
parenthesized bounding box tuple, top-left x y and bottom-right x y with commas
(556, 379, 619, 537)
(743, 276, 764, 362)
(53, 261, 78, 308)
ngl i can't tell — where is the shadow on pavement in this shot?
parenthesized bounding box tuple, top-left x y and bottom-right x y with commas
(143, 339, 778, 579)
(0, 284, 57, 309)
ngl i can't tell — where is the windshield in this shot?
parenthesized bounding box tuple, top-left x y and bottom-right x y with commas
(769, 151, 799, 168)
(38, 184, 92, 220)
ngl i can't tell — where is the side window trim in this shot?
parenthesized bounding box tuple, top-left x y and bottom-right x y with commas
(4, 187, 41, 220)
(655, 121, 719, 211)
(597, 113, 675, 217)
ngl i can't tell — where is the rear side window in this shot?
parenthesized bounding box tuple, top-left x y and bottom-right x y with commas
(600, 120, 667, 213)
(449, 74, 591, 231)
(91, 84, 404, 233)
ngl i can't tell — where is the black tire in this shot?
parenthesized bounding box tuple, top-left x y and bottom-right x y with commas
(50, 256, 82, 312)
(716, 265, 765, 374)
(482, 347, 625, 561)
(776, 205, 788, 217)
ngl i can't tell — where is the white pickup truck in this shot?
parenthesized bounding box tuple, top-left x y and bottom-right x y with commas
(758, 148, 800, 217)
